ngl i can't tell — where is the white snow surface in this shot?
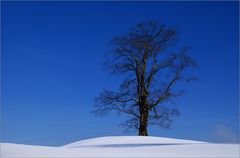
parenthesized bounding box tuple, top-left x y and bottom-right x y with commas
(1, 136, 239, 157)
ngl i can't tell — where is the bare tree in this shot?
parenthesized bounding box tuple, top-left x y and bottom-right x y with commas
(93, 21, 197, 136)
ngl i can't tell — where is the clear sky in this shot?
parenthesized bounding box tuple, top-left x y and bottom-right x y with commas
(1, 1, 239, 146)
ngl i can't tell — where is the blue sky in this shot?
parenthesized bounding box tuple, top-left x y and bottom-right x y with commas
(1, 1, 239, 146)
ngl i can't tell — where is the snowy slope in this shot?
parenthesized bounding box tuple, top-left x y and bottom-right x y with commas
(1, 136, 239, 157)
(63, 136, 207, 147)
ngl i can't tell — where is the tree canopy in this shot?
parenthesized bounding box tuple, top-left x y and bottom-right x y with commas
(93, 21, 197, 135)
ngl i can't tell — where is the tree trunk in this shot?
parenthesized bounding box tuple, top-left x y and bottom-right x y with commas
(138, 110, 149, 136)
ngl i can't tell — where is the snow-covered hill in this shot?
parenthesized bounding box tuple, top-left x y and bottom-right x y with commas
(1, 136, 239, 157)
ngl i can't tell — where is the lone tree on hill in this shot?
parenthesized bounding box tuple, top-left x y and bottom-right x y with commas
(93, 21, 197, 136)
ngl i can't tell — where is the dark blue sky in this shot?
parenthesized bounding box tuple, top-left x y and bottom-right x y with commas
(1, 1, 239, 146)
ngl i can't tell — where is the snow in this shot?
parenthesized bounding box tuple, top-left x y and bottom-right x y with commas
(1, 136, 239, 157)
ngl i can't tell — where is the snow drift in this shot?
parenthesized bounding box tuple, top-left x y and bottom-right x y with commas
(1, 136, 239, 157)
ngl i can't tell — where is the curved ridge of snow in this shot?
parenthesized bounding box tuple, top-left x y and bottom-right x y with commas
(1, 136, 239, 157)
(63, 136, 207, 148)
